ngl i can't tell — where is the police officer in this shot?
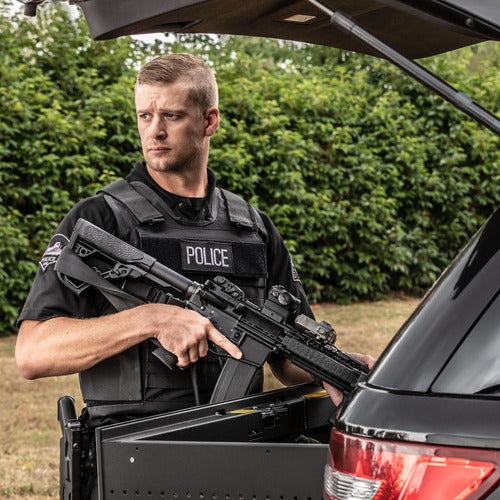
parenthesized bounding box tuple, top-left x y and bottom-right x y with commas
(16, 54, 323, 429)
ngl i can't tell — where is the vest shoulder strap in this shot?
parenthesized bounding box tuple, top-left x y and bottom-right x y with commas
(220, 188, 269, 241)
(99, 180, 165, 224)
(220, 188, 255, 230)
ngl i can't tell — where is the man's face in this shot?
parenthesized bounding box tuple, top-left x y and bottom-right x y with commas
(135, 81, 214, 174)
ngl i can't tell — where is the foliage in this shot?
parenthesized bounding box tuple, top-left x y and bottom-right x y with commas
(0, 3, 153, 332)
(1, 4, 499, 333)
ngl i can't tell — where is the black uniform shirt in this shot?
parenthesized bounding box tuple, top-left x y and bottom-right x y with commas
(18, 162, 313, 324)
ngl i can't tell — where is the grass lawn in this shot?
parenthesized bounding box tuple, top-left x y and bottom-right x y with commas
(1, 295, 420, 499)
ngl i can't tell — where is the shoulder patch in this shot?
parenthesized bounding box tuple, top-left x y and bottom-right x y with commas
(291, 261, 301, 283)
(39, 234, 69, 271)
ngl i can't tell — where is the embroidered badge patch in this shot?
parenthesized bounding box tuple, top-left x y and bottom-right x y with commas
(180, 241, 234, 274)
(291, 261, 301, 283)
(39, 234, 69, 271)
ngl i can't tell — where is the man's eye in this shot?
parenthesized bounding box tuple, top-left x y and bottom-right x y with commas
(165, 113, 178, 119)
(139, 113, 151, 120)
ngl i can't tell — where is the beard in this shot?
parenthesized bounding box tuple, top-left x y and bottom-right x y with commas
(144, 143, 205, 174)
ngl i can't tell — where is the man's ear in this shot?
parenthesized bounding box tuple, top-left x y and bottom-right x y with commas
(205, 107, 219, 137)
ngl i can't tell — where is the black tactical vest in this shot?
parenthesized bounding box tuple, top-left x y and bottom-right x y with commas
(80, 179, 269, 425)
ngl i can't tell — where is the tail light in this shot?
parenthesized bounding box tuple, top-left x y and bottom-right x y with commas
(324, 429, 500, 500)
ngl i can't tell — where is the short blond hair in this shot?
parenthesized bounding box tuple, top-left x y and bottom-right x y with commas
(136, 53, 218, 110)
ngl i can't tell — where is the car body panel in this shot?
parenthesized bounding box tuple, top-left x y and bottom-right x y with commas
(438, 0, 500, 27)
(78, 0, 499, 58)
(331, 207, 500, 459)
(336, 387, 500, 448)
(334, 208, 500, 450)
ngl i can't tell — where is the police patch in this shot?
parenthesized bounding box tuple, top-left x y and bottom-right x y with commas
(291, 261, 301, 283)
(39, 234, 69, 271)
(180, 241, 234, 274)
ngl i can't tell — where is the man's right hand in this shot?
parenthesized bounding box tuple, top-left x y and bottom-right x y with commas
(150, 304, 242, 368)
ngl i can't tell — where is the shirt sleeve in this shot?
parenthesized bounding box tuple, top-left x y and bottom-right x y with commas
(259, 210, 315, 320)
(17, 195, 119, 325)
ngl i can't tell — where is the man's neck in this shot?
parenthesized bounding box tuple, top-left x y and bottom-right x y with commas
(146, 165, 209, 198)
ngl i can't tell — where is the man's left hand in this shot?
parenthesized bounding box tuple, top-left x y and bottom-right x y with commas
(324, 353, 377, 406)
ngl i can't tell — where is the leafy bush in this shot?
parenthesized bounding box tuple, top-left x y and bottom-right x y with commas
(1, 5, 499, 333)
(0, 5, 149, 332)
(203, 37, 500, 301)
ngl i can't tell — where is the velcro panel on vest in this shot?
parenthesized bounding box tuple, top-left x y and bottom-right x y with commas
(141, 236, 268, 278)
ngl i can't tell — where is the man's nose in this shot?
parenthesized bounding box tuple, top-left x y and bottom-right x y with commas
(151, 115, 166, 138)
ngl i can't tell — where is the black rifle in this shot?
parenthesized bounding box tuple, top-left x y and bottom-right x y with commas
(55, 218, 369, 403)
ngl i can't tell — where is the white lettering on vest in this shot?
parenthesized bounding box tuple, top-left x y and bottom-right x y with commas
(185, 245, 230, 268)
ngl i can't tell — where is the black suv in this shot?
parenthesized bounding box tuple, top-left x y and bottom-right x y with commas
(23, 1, 500, 498)
(325, 206, 500, 499)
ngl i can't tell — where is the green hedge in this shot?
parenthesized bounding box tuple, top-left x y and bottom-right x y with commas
(1, 5, 499, 333)
(206, 37, 500, 301)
